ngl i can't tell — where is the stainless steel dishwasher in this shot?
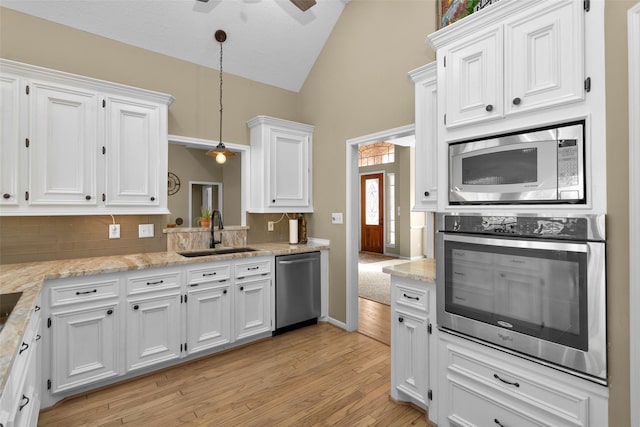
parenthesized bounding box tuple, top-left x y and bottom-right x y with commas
(274, 251, 321, 335)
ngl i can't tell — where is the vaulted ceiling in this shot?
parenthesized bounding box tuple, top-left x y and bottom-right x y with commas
(2, 0, 348, 92)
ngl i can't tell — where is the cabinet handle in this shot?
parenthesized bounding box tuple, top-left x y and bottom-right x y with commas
(76, 289, 97, 295)
(203, 272, 217, 277)
(35, 305, 41, 311)
(107, 309, 113, 315)
(2, 193, 10, 199)
(237, 276, 245, 280)
(85, 195, 92, 200)
(248, 266, 260, 271)
(403, 293, 419, 301)
(35, 334, 41, 341)
(146, 280, 164, 286)
(398, 317, 404, 323)
(19, 394, 30, 411)
(424, 191, 430, 197)
(150, 196, 156, 201)
(133, 304, 140, 310)
(218, 279, 227, 283)
(485, 104, 494, 112)
(493, 373, 520, 387)
(494, 419, 505, 427)
(512, 97, 521, 105)
(19, 342, 29, 354)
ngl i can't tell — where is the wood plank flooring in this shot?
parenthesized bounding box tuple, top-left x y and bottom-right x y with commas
(357, 297, 391, 346)
(38, 322, 429, 427)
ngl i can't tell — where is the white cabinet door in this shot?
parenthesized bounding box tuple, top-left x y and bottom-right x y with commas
(410, 63, 438, 211)
(392, 309, 429, 405)
(234, 278, 271, 341)
(104, 96, 161, 207)
(269, 127, 310, 208)
(28, 81, 98, 205)
(126, 293, 181, 371)
(443, 27, 503, 128)
(186, 283, 231, 354)
(0, 73, 22, 206)
(50, 303, 119, 393)
(504, 0, 585, 116)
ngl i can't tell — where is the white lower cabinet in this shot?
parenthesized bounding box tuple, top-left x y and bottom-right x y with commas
(437, 332, 609, 427)
(0, 300, 41, 427)
(234, 257, 273, 341)
(126, 293, 182, 371)
(390, 275, 436, 420)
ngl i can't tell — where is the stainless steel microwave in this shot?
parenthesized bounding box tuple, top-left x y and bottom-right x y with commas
(449, 122, 585, 204)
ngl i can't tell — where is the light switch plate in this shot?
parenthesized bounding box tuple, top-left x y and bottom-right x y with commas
(331, 212, 343, 224)
(138, 224, 154, 238)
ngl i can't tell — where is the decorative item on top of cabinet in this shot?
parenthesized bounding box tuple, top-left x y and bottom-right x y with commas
(429, 0, 585, 129)
(247, 115, 314, 213)
(408, 62, 437, 212)
(0, 59, 173, 216)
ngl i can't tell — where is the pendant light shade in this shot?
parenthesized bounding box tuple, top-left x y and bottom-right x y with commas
(206, 29, 235, 164)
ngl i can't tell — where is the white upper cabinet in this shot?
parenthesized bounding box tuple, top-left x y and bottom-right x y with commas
(104, 96, 162, 207)
(247, 115, 314, 213)
(433, 0, 585, 129)
(409, 63, 438, 211)
(0, 73, 22, 206)
(0, 59, 173, 216)
(28, 80, 99, 206)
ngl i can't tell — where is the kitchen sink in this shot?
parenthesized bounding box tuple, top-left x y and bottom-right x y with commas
(0, 292, 23, 334)
(177, 247, 258, 257)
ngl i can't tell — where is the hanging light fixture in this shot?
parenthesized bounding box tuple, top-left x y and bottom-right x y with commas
(206, 29, 235, 164)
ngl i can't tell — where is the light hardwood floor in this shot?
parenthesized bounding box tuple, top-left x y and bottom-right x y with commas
(358, 297, 390, 346)
(38, 322, 430, 426)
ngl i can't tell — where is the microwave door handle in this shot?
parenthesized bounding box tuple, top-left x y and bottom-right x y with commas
(443, 233, 588, 253)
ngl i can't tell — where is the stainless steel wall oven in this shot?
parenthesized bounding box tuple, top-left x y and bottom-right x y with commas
(436, 213, 607, 384)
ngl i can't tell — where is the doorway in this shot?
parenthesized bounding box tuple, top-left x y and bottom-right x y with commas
(360, 173, 384, 254)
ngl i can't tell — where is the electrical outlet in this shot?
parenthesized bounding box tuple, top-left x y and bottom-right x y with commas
(138, 224, 154, 238)
(331, 212, 343, 224)
(109, 224, 120, 239)
(268, 221, 274, 232)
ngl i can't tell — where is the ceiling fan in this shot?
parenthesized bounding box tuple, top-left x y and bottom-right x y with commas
(196, 0, 317, 12)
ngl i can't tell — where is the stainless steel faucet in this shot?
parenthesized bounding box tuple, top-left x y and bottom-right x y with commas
(210, 210, 224, 248)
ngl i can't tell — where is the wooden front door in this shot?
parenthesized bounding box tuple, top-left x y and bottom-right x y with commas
(360, 173, 384, 253)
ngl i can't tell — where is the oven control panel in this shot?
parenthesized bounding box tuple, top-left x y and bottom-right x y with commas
(444, 215, 589, 239)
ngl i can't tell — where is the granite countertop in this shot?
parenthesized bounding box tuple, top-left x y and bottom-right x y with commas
(382, 258, 437, 283)
(0, 242, 328, 393)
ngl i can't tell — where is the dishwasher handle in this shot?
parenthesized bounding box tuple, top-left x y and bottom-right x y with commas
(278, 258, 315, 265)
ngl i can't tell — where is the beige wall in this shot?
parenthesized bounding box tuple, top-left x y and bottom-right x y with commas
(604, 1, 632, 426)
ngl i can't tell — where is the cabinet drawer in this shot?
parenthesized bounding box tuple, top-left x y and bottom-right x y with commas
(235, 258, 271, 279)
(392, 279, 430, 313)
(187, 263, 231, 285)
(447, 343, 589, 425)
(127, 270, 181, 295)
(50, 277, 119, 306)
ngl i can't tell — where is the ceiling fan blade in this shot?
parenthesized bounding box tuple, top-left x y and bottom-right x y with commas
(290, 0, 316, 11)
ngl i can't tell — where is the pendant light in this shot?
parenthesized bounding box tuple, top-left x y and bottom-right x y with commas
(206, 29, 235, 164)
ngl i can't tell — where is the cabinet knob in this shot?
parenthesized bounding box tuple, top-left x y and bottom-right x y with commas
(424, 191, 430, 197)
(2, 193, 10, 199)
(240, 286, 244, 291)
(398, 317, 404, 323)
(272, 199, 276, 203)
(107, 309, 113, 315)
(512, 97, 521, 105)
(150, 196, 156, 201)
(133, 304, 139, 310)
(485, 104, 494, 112)
(85, 195, 92, 200)
(223, 289, 227, 294)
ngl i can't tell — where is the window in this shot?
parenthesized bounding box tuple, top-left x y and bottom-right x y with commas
(387, 173, 395, 246)
(358, 142, 395, 167)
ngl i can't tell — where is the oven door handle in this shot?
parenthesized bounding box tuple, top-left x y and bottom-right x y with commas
(442, 233, 588, 253)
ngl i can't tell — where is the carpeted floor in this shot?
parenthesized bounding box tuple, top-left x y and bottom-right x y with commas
(358, 252, 407, 305)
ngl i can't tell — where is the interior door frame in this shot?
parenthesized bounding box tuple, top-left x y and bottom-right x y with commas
(359, 171, 386, 254)
(628, 3, 640, 426)
(345, 124, 414, 332)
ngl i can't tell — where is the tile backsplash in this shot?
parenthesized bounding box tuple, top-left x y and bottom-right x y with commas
(0, 215, 169, 265)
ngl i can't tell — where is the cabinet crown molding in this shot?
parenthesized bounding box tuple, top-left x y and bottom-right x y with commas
(247, 115, 314, 133)
(0, 59, 174, 105)
(408, 62, 436, 83)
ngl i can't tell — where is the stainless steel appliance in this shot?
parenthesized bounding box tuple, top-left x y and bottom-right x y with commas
(436, 213, 607, 384)
(274, 251, 321, 334)
(449, 121, 585, 204)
